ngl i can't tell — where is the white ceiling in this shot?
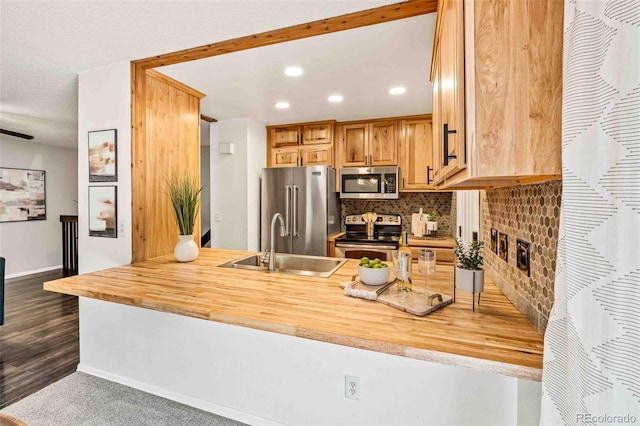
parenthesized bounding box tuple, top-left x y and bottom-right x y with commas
(1, 0, 403, 149)
(159, 13, 436, 127)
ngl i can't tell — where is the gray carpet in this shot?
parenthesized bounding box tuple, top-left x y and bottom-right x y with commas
(0, 372, 247, 426)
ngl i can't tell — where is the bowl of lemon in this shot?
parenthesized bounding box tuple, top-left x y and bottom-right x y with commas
(357, 257, 390, 286)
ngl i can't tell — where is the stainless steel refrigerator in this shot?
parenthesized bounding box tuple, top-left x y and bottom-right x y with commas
(261, 166, 340, 256)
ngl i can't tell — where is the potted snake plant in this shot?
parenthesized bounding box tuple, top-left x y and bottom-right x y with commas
(167, 175, 203, 262)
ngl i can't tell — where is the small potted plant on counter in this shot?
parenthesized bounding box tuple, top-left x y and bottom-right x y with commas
(453, 238, 484, 310)
(167, 175, 203, 262)
(426, 210, 438, 235)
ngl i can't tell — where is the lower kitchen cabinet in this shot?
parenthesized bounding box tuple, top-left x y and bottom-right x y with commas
(407, 235, 455, 265)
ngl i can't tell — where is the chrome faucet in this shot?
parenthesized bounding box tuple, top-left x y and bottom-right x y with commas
(264, 212, 287, 271)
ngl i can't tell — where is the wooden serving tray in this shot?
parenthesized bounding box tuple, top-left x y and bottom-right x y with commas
(341, 277, 453, 316)
(377, 285, 453, 316)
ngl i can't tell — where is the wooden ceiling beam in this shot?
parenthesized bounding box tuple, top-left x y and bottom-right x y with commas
(133, 0, 437, 70)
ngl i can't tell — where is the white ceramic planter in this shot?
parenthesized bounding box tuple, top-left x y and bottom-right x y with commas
(174, 234, 199, 262)
(455, 267, 484, 293)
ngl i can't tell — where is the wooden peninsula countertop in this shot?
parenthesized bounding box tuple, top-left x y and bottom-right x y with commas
(44, 248, 544, 381)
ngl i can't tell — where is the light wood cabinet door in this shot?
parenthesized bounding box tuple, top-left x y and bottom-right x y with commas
(429, 0, 562, 188)
(270, 126, 302, 147)
(302, 123, 333, 145)
(300, 145, 333, 167)
(437, 0, 465, 180)
(341, 123, 369, 167)
(431, 51, 443, 184)
(370, 121, 397, 166)
(400, 119, 434, 191)
(271, 146, 300, 167)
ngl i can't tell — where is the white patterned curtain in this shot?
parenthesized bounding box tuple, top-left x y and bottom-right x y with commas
(541, 1, 640, 424)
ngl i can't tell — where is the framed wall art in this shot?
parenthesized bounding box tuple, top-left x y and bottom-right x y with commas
(89, 129, 117, 182)
(89, 185, 117, 238)
(0, 167, 46, 223)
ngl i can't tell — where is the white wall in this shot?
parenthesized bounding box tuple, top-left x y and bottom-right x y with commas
(456, 190, 480, 242)
(210, 118, 266, 251)
(200, 146, 211, 247)
(77, 62, 131, 274)
(79, 297, 541, 426)
(0, 138, 78, 277)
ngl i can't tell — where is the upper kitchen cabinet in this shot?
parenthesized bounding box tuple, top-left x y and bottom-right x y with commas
(267, 120, 335, 167)
(269, 121, 334, 147)
(339, 120, 397, 167)
(431, 0, 563, 189)
(399, 117, 436, 191)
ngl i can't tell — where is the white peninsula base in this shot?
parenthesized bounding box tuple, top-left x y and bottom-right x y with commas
(78, 297, 541, 426)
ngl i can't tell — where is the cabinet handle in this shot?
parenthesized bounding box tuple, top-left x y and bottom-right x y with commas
(443, 123, 458, 166)
(402, 178, 405, 189)
(300, 157, 303, 166)
(427, 166, 433, 184)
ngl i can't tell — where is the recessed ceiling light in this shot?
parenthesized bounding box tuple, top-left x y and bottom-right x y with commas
(389, 87, 406, 95)
(274, 102, 290, 109)
(328, 95, 343, 103)
(284, 67, 303, 77)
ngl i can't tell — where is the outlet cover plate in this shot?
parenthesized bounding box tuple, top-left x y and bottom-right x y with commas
(498, 232, 508, 262)
(516, 239, 531, 277)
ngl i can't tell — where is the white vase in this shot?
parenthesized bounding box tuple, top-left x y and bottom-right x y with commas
(455, 267, 484, 293)
(174, 234, 199, 262)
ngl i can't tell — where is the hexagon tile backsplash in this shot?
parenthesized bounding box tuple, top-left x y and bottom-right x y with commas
(481, 180, 561, 333)
(341, 192, 455, 236)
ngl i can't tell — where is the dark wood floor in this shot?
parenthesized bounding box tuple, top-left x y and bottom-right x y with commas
(0, 269, 79, 408)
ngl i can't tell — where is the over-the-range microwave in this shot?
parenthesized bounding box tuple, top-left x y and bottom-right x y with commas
(339, 166, 399, 200)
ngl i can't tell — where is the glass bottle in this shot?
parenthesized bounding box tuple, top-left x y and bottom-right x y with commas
(395, 231, 412, 292)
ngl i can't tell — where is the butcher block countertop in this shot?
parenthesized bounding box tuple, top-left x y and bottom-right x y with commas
(44, 248, 544, 381)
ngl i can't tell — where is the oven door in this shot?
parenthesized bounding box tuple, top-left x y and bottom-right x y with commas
(334, 243, 396, 262)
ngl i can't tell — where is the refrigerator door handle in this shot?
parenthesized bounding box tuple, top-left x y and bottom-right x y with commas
(292, 185, 299, 237)
(285, 185, 291, 236)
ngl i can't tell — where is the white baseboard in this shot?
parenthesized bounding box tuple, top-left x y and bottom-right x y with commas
(6, 264, 63, 279)
(76, 364, 283, 426)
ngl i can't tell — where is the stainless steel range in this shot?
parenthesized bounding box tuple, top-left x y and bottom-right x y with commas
(334, 214, 402, 261)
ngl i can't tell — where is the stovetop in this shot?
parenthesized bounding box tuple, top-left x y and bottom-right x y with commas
(335, 233, 400, 243)
(336, 213, 402, 246)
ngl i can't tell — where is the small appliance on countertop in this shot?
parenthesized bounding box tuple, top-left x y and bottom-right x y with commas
(334, 213, 402, 261)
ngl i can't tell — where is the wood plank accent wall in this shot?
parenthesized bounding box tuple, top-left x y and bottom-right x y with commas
(131, 69, 204, 262)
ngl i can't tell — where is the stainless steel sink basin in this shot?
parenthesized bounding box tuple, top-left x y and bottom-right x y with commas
(218, 253, 347, 278)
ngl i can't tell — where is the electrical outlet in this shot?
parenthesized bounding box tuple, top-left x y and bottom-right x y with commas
(499, 232, 508, 262)
(118, 220, 127, 237)
(215, 212, 222, 222)
(490, 228, 498, 254)
(345, 375, 360, 401)
(517, 239, 531, 277)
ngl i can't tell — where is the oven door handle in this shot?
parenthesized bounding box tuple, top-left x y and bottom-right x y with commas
(334, 243, 398, 250)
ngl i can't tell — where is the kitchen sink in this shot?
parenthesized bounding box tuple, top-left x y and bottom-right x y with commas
(218, 253, 347, 278)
